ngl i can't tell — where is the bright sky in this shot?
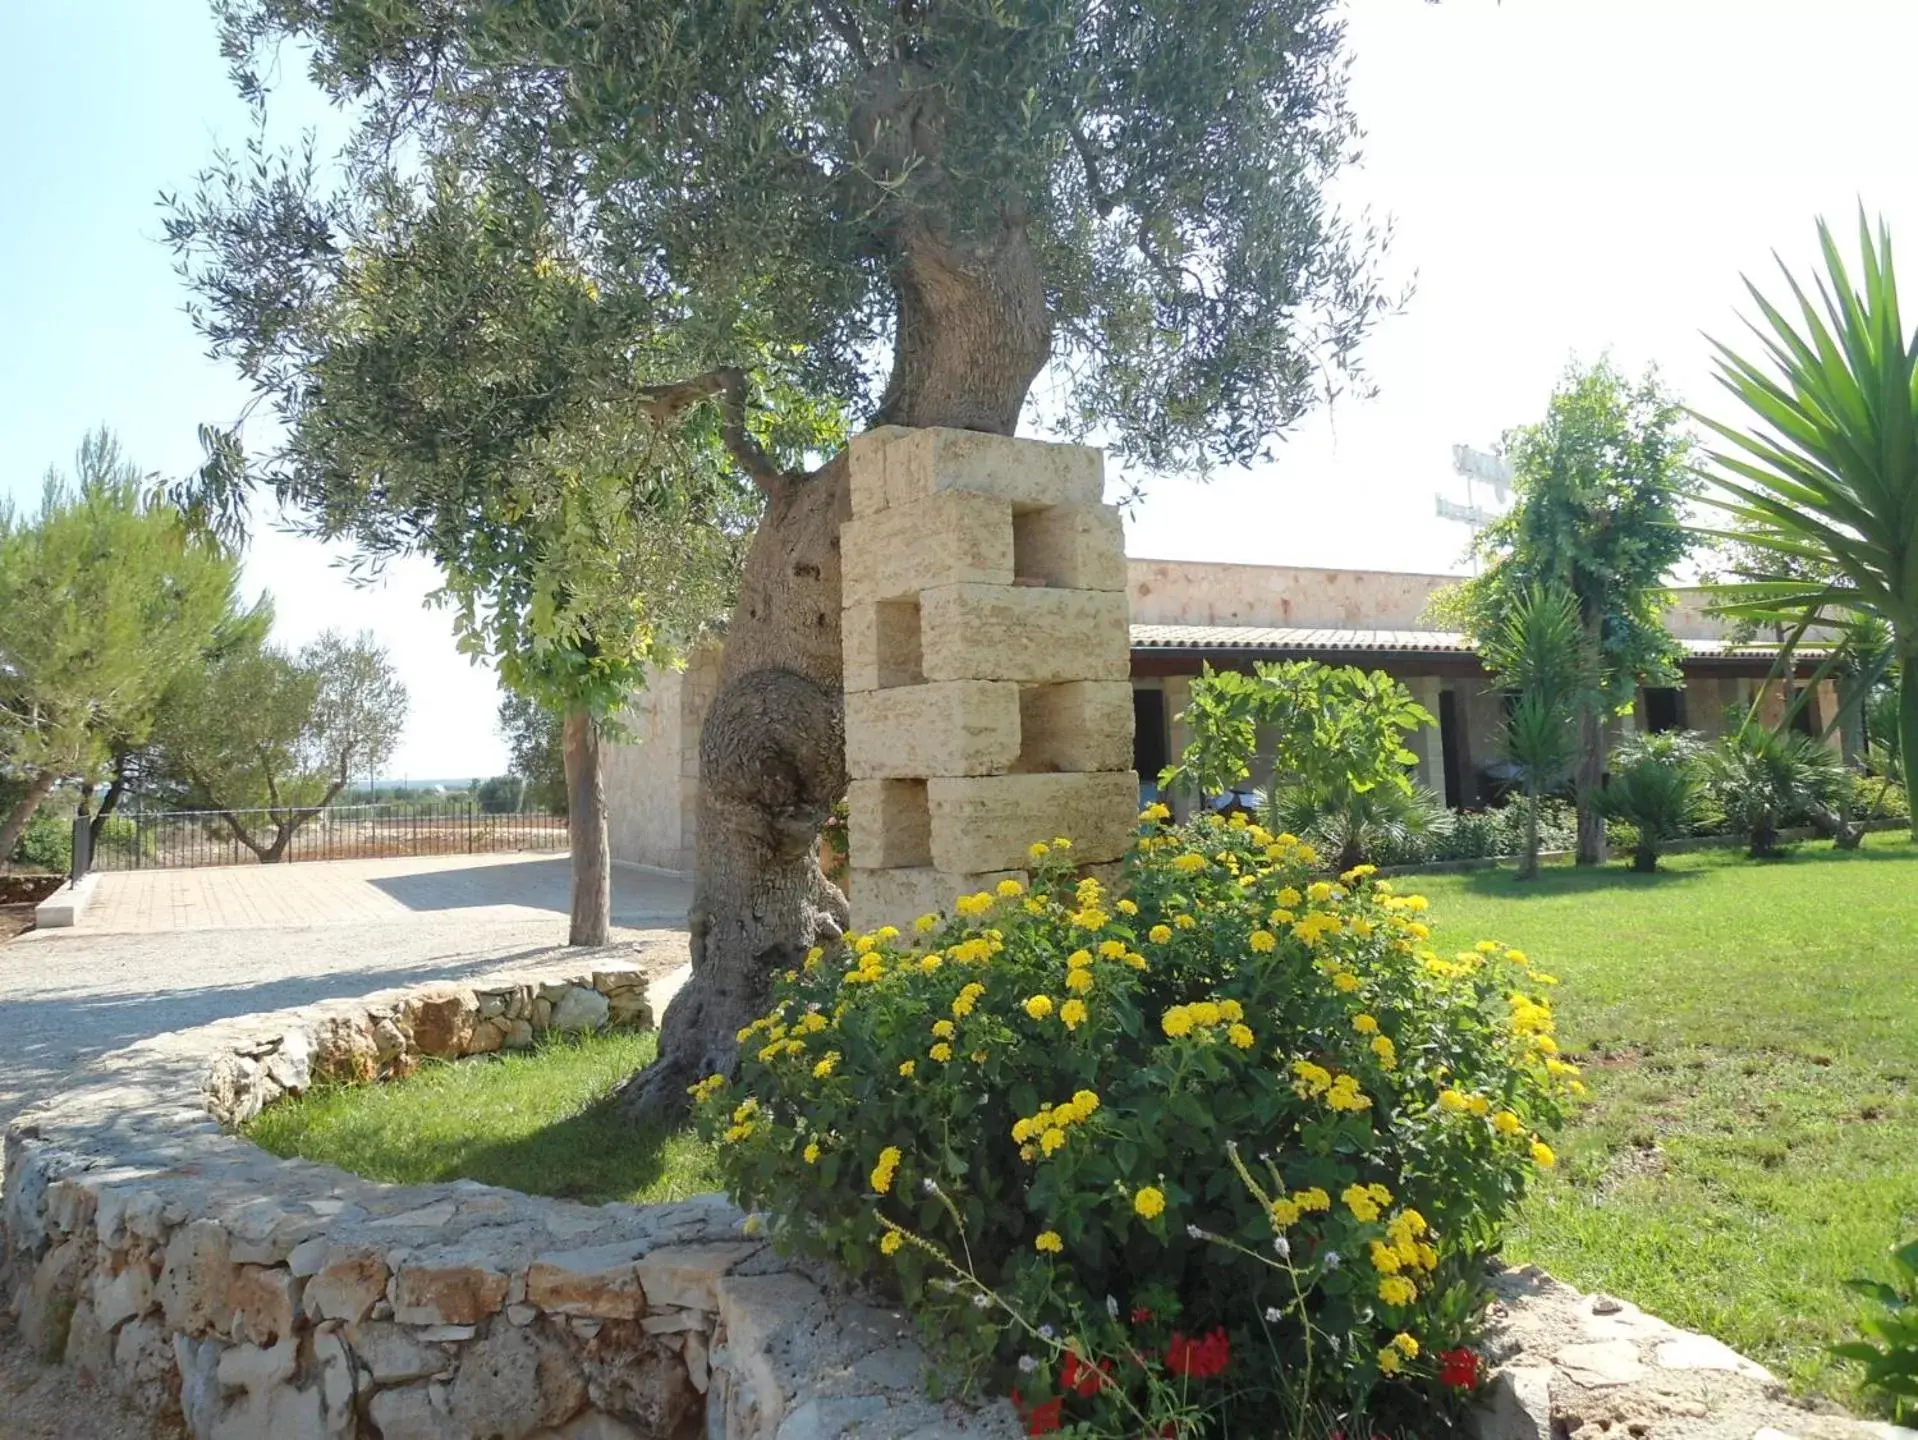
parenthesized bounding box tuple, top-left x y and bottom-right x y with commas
(4, 0, 1914, 777)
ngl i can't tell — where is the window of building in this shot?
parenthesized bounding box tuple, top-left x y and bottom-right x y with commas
(1643, 687, 1685, 733)
(1133, 688, 1169, 790)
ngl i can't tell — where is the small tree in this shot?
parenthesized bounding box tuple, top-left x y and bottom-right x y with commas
(1479, 584, 1597, 881)
(150, 631, 406, 860)
(0, 432, 241, 865)
(1445, 360, 1700, 866)
(1162, 661, 1434, 871)
(1595, 731, 1704, 873)
(1701, 725, 1848, 859)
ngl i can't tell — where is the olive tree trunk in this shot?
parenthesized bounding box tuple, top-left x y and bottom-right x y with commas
(0, 770, 58, 869)
(618, 210, 1050, 1121)
(563, 709, 611, 947)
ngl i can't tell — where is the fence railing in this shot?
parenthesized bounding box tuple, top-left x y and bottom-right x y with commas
(82, 803, 568, 874)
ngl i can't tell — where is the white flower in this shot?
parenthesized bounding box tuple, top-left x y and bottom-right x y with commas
(971, 1292, 992, 1310)
(1038, 1324, 1056, 1341)
(1018, 1355, 1039, 1374)
(1186, 1224, 1205, 1240)
(1272, 1236, 1291, 1259)
(1323, 1249, 1342, 1270)
(1105, 1295, 1120, 1321)
(1264, 1306, 1284, 1323)
(922, 1178, 938, 1194)
(1327, 1333, 1342, 1352)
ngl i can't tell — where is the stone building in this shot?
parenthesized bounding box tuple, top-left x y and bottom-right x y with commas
(604, 558, 1832, 875)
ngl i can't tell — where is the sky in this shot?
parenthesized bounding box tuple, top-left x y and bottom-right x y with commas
(5, 0, 1917, 777)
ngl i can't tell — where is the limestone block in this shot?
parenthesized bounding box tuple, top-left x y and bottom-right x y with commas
(919, 585, 1130, 685)
(345, 1320, 450, 1384)
(1012, 504, 1126, 591)
(846, 425, 916, 517)
(841, 491, 1015, 607)
(391, 1260, 510, 1326)
(927, 772, 1139, 873)
(446, 1321, 587, 1439)
(550, 986, 612, 1033)
(305, 1250, 389, 1323)
(223, 1264, 299, 1345)
(847, 780, 931, 870)
(848, 867, 1026, 935)
(406, 988, 479, 1059)
(158, 1218, 235, 1334)
(526, 1240, 649, 1319)
(92, 1255, 157, 1331)
(842, 599, 925, 693)
(852, 427, 1103, 514)
(634, 1243, 763, 1313)
(368, 1382, 465, 1440)
(21, 1238, 85, 1359)
(845, 681, 1022, 780)
(1012, 682, 1135, 774)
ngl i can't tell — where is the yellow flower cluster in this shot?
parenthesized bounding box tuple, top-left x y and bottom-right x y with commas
(951, 982, 986, 1018)
(954, 892, 995, 919)
(1010, 1089, 1101, 1160)
(1034, 1230, 1064, 1253)
(870, 1145, 902, 1194)
(689, 1072, 728, 1103)
(1341, 1181, 1393, 1222)
(724, 1097, 760, 1144)
(1376, 1330, 1418, 1373)
(1160, 997, 1246, 1041)
(1134, 1185, 1166, 1219)
(1292, 1060, 1371, 1112)
(1292, 911, 1342, 946)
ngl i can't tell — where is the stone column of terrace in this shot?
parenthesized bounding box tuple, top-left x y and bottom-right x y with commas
(840, 427, 1139, 931)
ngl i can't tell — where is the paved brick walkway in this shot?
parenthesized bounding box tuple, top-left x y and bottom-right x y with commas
(76, 852, 691, 933)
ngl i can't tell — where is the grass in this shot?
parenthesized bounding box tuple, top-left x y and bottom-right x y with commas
(1410, 833, 1918, 1406)
(246, 1029, 720, 1206)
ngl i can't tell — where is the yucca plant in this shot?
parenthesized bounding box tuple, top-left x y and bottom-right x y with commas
(1596, 731, 1705, 872)
(1699, 213, 1918, 843)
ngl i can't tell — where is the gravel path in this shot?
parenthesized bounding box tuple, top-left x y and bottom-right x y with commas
(0, 913, 691, 1438)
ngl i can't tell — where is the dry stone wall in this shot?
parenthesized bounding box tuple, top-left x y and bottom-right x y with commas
(841, 426, 1138, 931)
(1, 965, 1018, 1440)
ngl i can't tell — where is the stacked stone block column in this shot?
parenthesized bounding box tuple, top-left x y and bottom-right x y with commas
(841, 426, 1138, 931)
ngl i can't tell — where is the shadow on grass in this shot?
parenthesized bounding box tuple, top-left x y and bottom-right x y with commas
(1440, 860, 1707, 900)
(442, 1100, 709, 1205)
(1429, 832, 1916, 900)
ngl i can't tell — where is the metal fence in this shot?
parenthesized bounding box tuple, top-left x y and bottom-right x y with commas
(83, 802, 569, 874)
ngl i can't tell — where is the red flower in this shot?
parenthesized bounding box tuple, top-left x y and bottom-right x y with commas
(1011, 1391, 1064, 1436)
(1165, 1327, 1231, 1379)
(1131, 1306, 1154, 1324)
(1437, 1347, 1483, 1392)
(1059, 1352, 1112, 1399)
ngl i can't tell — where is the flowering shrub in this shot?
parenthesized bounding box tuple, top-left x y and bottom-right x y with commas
(696, 811, 1575, 1436)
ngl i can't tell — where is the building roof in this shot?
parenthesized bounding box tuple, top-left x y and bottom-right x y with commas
(1129, 624, 1826, 663)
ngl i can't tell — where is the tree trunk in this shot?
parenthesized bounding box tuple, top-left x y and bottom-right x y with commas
(1517, 789, 1542, 881)
(1574, 705, 1607, 866)
(1632, 843, 1657, 874)
(88, 757, 131, 851)
(564, 709, 610, 947)
(0, 770, 59, 869)
(1901, 644, 1918, 844)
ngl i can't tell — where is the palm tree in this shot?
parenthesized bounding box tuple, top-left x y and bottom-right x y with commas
(1699, 214, 1918, 842)
(1479, 583, 1596, 880)
(1596, 731, 1704, 872)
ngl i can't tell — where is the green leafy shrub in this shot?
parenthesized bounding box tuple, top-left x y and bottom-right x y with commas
(1703, 727, 1847, 858)
(1836, 1239, 1918, 1421)
(697, 812, 1574, 1436)
(12, 808, 73, 873)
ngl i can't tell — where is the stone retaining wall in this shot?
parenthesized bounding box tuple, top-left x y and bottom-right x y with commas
(1, 965, 1015, 1440)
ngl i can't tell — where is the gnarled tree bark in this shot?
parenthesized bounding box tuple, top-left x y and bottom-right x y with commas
(619, 205, 1051, 1120)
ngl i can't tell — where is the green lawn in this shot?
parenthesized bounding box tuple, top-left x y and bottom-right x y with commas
(1411, 834, 1918, 1406)
(246, 1029, 720, 1205)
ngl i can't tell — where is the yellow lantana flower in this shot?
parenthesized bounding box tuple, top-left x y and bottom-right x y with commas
(1060, 998, 1089, 1030)
(1134, 1186, 1166, 1219)
(1148, 924, 1173, 944)
(1034, 1230, 1064, 1253)
(1023, 994, 1055, 1021)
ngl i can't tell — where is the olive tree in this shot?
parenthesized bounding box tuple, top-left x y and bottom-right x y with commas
(170, 0, 1394, 1114)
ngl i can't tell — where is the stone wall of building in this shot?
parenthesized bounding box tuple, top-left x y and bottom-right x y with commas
(604, 645, 723, 875)
(0, 965, 1015, 1440)
(840, 427, 1138, 930)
